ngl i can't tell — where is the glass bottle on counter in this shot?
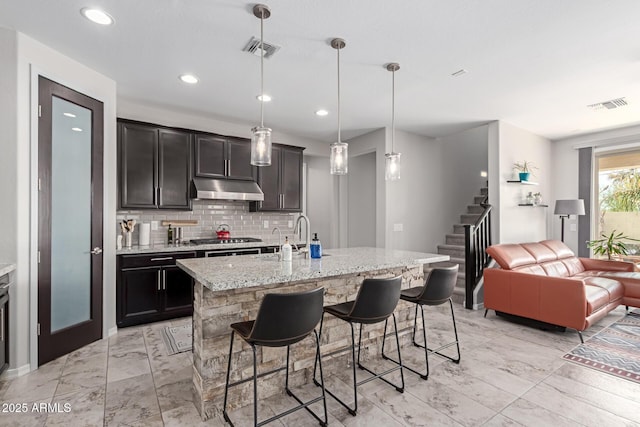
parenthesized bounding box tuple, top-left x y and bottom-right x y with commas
(310, 233, 322, 259)
(282, 236, 292, 261)
(167, 225, 174, 245)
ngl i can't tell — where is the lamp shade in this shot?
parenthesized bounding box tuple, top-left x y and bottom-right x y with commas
(554, 199, 585, 216)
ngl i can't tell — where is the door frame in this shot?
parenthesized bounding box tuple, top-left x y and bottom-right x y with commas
(28, 67, 115, 371)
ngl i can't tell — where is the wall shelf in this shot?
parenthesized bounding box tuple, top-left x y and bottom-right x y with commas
(518, 203, 548, 207)
(507, 180, 539, 185)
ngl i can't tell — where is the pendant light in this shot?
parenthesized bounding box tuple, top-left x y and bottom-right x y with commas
(250, 4, 272, 166)
(385, 63, 401, 181)
(330, 38, 348, 175)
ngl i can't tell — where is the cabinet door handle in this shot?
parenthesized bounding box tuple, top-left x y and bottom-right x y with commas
(163, 270, 166, 290)
(282, 194, 285, 208)
(227, 159, 231, 177)
(159, 187, 163, 206)
(150, 257, 173, 261)
(153, 187, 157, 205)
(157, 271, 161, 291)
(0, 307, 4, 342)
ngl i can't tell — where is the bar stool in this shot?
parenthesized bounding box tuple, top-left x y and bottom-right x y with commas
(383, 264, 460, 379)
(313, 276, 404, 416)
(222, 287, 328, 427)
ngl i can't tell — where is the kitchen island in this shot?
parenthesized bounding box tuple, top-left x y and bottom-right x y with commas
(177, 247, 449, 420)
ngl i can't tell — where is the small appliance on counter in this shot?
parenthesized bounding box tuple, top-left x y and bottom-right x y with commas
(216, 224, 231, 239)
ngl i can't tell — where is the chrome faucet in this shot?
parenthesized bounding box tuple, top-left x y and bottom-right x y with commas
(293, 214, 311, 258)
(271, 227, 282, 260)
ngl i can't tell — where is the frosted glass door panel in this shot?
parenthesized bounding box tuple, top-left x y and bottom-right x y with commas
(50, 96, 92, 332)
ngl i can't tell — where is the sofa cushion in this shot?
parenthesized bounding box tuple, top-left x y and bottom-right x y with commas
(513, 264, 547, 275)
(561, 257, 586, 275)
(541, 260, 570, 277)
(583, 277, 624, 302)
(585, 285, 610, 315)
(487, 244, 537, 270)
(522, 242, 558, 263)
(540, 240, 575, 259)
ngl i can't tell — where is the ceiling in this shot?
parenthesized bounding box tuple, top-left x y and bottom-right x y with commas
(2, 0, 640, 142)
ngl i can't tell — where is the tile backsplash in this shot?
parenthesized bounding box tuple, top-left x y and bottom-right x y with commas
(117, 200, 298, 246)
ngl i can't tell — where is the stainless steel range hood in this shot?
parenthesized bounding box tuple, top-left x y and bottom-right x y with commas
(191, 178, 264, 201)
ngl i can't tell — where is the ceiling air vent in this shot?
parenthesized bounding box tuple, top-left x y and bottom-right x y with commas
(587, 97, 628, 111)
(243, 37, 280, 59)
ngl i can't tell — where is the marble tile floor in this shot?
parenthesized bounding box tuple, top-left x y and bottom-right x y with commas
(1, 305, 639, 426)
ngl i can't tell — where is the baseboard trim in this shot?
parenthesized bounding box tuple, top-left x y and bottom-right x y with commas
(1, 363, 32, 379)
(108, 326, 118, 337)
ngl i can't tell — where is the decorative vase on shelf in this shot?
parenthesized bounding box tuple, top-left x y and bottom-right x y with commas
(525, 192, 534, 205)
(534, 193, 542, 205)
(519, 172, 530, 181)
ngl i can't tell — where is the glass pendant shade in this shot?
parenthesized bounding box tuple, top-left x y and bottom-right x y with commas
(250, 126, 272, 166)
(385, 152, 401, 181)
(330, 141, 348, 175)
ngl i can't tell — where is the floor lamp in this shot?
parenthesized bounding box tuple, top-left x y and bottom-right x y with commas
(554, 199, 585, 242)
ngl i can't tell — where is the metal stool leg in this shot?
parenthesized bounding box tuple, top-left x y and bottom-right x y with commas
(252, 344, 258, 427)
(222, 331, 235, 425)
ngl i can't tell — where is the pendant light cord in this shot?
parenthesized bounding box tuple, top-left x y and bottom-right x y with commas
(337, 45, 341, 143)
(260, 10, 265, 128)
(391, 68, 395, 153)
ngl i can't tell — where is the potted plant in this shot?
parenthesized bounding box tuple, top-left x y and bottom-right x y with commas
(513, 161, 538, 182)
(586, 230, 640, 260)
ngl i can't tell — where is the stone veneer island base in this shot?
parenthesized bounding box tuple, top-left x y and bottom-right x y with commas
(177, 247, 449, 420)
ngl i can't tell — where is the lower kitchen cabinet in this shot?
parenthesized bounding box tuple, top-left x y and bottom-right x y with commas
(117, 252, 196, 327)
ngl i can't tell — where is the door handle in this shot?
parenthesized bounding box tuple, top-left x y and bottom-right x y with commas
(90, 247, 102, 255)
(157, 270, 161, 291)
(163, 270, 166, 290)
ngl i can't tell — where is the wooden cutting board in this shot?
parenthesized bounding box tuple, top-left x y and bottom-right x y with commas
(161, 220, 198, 226)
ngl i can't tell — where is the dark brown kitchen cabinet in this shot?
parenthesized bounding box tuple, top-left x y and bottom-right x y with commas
(116, 252, 196, 327)
(194, 133, 255, 181)
(251, 144, 304, 212)
(118, 120, 192, 210)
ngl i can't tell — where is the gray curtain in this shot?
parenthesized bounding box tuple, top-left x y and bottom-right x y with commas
(578, 147, 592, 257)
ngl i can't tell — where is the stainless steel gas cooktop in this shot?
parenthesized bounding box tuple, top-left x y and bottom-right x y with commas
(188, 237, 263, 245)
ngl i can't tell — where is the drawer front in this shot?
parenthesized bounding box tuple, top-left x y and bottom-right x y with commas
(119, 251, 196, 269)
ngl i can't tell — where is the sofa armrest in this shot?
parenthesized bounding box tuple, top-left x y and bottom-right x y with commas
(484, 268, 587, 330)
(579, 258, 634, 272)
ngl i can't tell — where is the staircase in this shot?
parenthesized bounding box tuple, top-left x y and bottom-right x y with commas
(430, 188, 488, 305)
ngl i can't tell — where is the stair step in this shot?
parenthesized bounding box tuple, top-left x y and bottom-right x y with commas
(474, 195, 487, 204)
(445, 234, 465, 245)
(467, 204, 484, 214)
(480, 187, 488, 196)
(460, 214, 481, 224)
(452, 288, 465, 305)
(453, 224, 468, 234)
(437, 244, 465, 257)
(428, 257, 465, 271)
(456, 275, 465, 288)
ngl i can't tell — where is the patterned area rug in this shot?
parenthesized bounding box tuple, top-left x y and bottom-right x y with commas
(564, 310, 640, 383)
(161, 324, 193, 355)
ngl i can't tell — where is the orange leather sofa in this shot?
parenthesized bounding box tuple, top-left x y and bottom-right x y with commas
(484, 240, 640, 341)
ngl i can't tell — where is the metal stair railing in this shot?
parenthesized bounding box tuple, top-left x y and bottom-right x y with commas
(463, 200, 492, 309)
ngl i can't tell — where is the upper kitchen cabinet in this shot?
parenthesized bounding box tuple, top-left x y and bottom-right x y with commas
(118, 120, 192, 210)
(251, 144, 304, 212)
(194, 134, 255, 181)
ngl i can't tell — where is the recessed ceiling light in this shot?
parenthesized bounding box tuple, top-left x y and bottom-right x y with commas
(80, 8, 114, 25)
(71, 127, 83, 132)
(315, 109, 329, 116)
(179, 74, 199, 84)
(64, 112, 76, 118)
(257, 94, 272, 102)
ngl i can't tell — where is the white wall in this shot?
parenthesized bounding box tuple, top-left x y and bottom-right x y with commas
(385, 130, 443, 252)
(438, 124, 489, 231)
(305, 155, 337, 249)
(0, 28, 17, 264)
(347, 152, 376, 247)
(4, 30, 118, 374)
(495, 121, 552, 243)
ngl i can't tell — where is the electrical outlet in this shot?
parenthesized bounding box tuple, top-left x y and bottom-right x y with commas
(263, 220, 269, 229)
(569, 223, 577, 232)
(288, 220, 293, 228)
(151, 221, 158, 231)
(393, 223, 403, 232)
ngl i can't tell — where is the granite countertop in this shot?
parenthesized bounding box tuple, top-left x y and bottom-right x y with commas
(116, 239, 305, 255)
(177, 247, 449, 292)
(0, 263, 16, 277)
